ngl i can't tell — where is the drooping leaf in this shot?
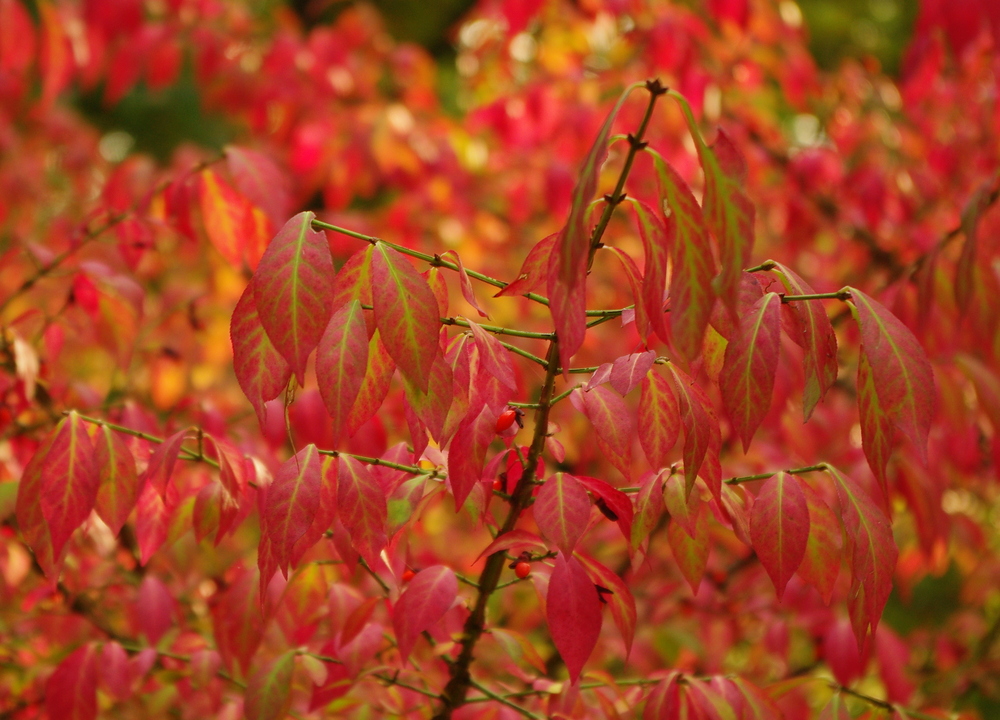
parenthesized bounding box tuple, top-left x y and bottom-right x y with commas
(667, 501, 710, 592)
(136, 575, 175, 645)
(826, 465, 898, 650)
(142, 428, 191, 497)
(371, 242, 440, 391)
(290, 455, 338, 568)
(225, 145, 291, 225)
(771, 262, 838, 420)
(575, 474, 634, 540)
(262, 445, 323, 575)
(796, 481, 842, 603)
(578, 386, 633, 479)
(426, 266, 450, 318)
(37, 411, 99, 559)
(534, 473, 592, 555)
(610, 350, 657, 396)
(546, 553, 602, 683)
(606, 246, 652, 341)
(135, 482, 168, 566)
(495, 233, 557, 297)
(211, 568, 263, 674)
(750, 472, 810, 599)
(650, 155, 717, 360)
(231, 280, 293, 428)
(402, 342, 453, 443)
(441, 249, 489, 318)
(337, 455, 387, 570)
(203, 433, 248, 500)
(720, 292, 781, 451)
(253, 211, 335, 383)
(345, 331, 396, 436)
(628, 199, 671, 341)
(475, 528, 549, 562)
(668, 365, 721, 497)
(638, 370, 680, 470)
(575, 551, 637, 658)
(392, 565, 458, 664)
(447, 403, 495, 510)
(643, 673, 682, 720)
(316, 300, 369, 445)
(329, 245, 375, 335)
(547, 244, 588, 377)
(46, 643, 98, 720)
(847, 287, 935, 462)
(244, 650, 295, 720)
(662, 472, 698, 537)
(93, 425, 139, 536)
(466, 319, 517, 393)
(200, 168, 250, 268)
(819, 693, 852, 720)
(857, 350, 894, 497)
(631, 472, 665, 554)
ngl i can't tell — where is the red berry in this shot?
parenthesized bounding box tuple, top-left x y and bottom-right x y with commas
(495, 409, 517, 433)
(514, 561, 531, 579)
(492, 478, 503, 492)
(401, 568, 416, 582)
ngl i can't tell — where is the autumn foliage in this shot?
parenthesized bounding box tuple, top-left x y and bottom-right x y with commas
(2, 0, 1000, 718)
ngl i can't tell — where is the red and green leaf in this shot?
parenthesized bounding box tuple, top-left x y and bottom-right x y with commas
(796, 481, 842, 603)
(46, 643, 98, 720)
(200, 168, 250, 268)
(749, 472, 810, 599)
(631, 472, 665, 554)
(392, 565, 458, 664)
(575, 474, 634, 540)
(495, 233, 556, 297)
(244, 650, 295, 720)
(253, 211, 335, 383)
(231, 280, 292, 428)
(476, 529, 549, 562)
(668, 365, 721, 497)
(534, 473, 592, 555)
(546, 553, 602, 683)
(316, 299, 370, 445)
(337, 455, 387, 569)
(345, 331, 396, 436)
(447, 403, 495, 510)
(441, 249, 489, 318)
(848, 287, 935, 462)
(371, 242, 440, 391)
(606, 246, 652, 340)
(610, 350, 657, 396)
(262, 445, 322, 575)
(667, 501, 710, 592)
(628, 199, 670, 341)
(38, 411, 99, 558)
(576, 551, 637, 658)
(467, 319, 517, 393)
(330, 246, 375, 335)
(857, 350, 894, 496)
(720, 291, 781, 451)
(94, 424, 139, 536)
(638, 370, 680, 470)
(578, 386, 633, 479)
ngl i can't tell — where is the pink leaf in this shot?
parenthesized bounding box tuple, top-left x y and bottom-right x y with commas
(575, 551, 637, 658)
(142, 427, 191, 497)
(136, 575, 175, 645)
(93, 425, 139, 536)
(99, 642, 132, 701)
(579, 386, 633, 479)
(135, 482, 167, 565)
(610, 350, 657, 396)
(244, 650, 295, 720)
(466, 319, 517, 393)
(824, 617, 866, 686)
(495, 233, 556, 298)
(203, 433, 248, 499)
(534, 473, 592, 555)
(231, 280, 292, 428)
(262, 445, 323, 575)
(403, 344, 454, 442)
(441, 250, 489, 318)
(211, 568, 263, 674)
(720, 292, 781, 451)
(750, 472, 810, 599)
(771, 263, 838, 420)
(848, 287, 935, 462)
(447, 404, 495, 510)
(546, 553, 602, 683)
(225, 145, 291, 224)
(371, 242, 440, 392)
(638, 370, 680, 470)
(337, 455, 387, 570)
(316, 300, 370, 445)
(46, 643, 98, 720)
(392, 565, 458, 664)
(329, 245, 375, 335)
(254, 211, 335, 383)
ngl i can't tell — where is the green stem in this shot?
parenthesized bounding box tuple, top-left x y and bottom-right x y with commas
(468, 679, 544, 720)
(724, 464, 827, 485)
(442, 316, 554, 339)
(781, 291, 851, 303)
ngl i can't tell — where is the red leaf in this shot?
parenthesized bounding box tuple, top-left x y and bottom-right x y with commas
(225, 145, 291, 225)
(136, 575, 175, 645)
(667, 501, 710, 592)
(392, 565, 458, 664)
(200, 168, 252, 267)
(575, 551, 637, 658)
(329, 246, 375, 335)
(337, 455, 387, 569)
(771, 263, 838, 420)
(345, 331, 396, 436)
(579, 386, 633, 479)
(403, 343, 454, 442)
(955, 178, 996, 315)
(546, 553, 602, 683)
(38, 412, 99, 559)
(643, 673, 682, 720)
(824, 617, 866, 686)
(231, 280, 293, 428)
(668, 365, 721, 497)
(857, 350, 894, 497)
(371, 242, 440, 392)
(610, 350, 657, 396)
(534, 473, 592, 555)
(316, 300, 370, 445)
(575, 475, 634, 540)
(475, 528, 549, 562)
(292, 455, 339, 566)
(441, 250, 489, 318)
(496, 233, 556, 297)
(848, 287, 935, 462)
(796, 481, 842, 603)
(628, 199, 671, 341)
(606, 246, 653, 340)
(631, 472, 665, 554)
(467, 319, 517, 393)
(135, 482, 167, 566)
(750, 472, 810, 599)
(662, 472, 698, 537)
(98, 642, 131, 701)
(490, 628, 548, 674)
(142, 427, 191, 497)
(254, 211, 335, 383)
(447, 404, 495, 510)
(720, 292, 781, 451)
(93, 425, 139, 536)
(212, 568, 263, 674)
(204, 433, 248, 499)
(547, 245, 588, 377)
(46, 644, 98, 720)
(262, 445, 323, 575)
(827, 465, 898, 650)
(639, 371, 680, 470)
(245, 650, 295, 720)
(652, 154, 717, 361)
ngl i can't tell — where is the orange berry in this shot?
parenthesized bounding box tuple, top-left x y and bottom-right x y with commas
(514, 561, 531, 579)
(401, 568, 416, 582)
